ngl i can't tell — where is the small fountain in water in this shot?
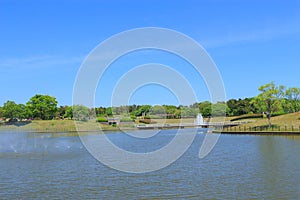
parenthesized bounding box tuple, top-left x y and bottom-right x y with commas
(194, 113, 204, 126)
(10, 145, 18, 153)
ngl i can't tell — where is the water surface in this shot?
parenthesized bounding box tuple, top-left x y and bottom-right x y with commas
(0, 130, 299, 199)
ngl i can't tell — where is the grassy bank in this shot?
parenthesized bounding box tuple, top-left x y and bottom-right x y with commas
(0, 120, 119, 133)
(0, 118, 199, 133)
(0, 118, 191, 133)
(221, 112, 300, 133)
(1, 113, 300, 133)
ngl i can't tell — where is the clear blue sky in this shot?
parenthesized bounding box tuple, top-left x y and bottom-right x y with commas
(1, 0, 300, 107)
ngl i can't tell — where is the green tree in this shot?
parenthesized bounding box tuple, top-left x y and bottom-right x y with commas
(199, 101, 212, 117)
(254, 82, 284, 128)
(131, 105, 152, 117)
(180, 106, 197, 118)
(0, 106, 3, 118)
(64, 106, 73, 119)
(26, 94, 58, 120)
(285, 87, 300, 112)
(95, 106, 106, 116)
(190, 102, 199, 109)
(227, 98, 257, 116)
(73, 105, 89, 121)
(105, 107, 113, 116)
(16, 104, 31, 120)
(2, 101, 19, 119)
(226, 99, 238, 116)
(150, 105, 165, 115)
(212, 102, 230, 116)
(164, 105, 178, 118)
(56, 106, 67, 119)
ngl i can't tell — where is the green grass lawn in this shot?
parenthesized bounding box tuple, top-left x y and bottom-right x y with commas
(224, 112, 300, 132)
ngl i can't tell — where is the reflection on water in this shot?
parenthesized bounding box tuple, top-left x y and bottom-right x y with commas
(0, 132, 84, 155)
(0, 130, 300, 199)
(258, 135, 300, 199)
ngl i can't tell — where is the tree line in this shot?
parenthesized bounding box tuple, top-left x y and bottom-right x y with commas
(0, 82, 299, 123)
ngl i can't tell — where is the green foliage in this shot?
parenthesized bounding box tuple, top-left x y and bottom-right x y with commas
(199, 101, 212, 117)
(112, 105, 130, 115)
(150, 105, 165, 115)
(285, 87, 300, 112)
(254, 82, 285, 127)
(227, 98, 257, 116)
(16, 104, 31, 119)
(95, 107, 106, 116)
(1, 83, 300, 123)
(164, 105, 178, 118)
(73, 105, 90, 121)
(211, 102, 229, 116)
(180, 106, 197, 118)
(131, 105, 152, 117)
(64, 106, 73, 119)
(120, 117, 134, 122)
(2, 101, 16, 118)
(96, 116, 108, 122)
(271, 111, 286, 117)
(56, 106, 67, 119)
(26, 94, 58, 120)
(105, 107, 113, 116)
(2, 101, 20, 119)
(1, 101, 30, 120)
(143, 115, 151, 119)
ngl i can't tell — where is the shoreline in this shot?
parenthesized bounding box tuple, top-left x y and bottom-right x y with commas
(214, 130, 300, 135)
(1, 116, 300, 135)
(1, 126, 300, 136)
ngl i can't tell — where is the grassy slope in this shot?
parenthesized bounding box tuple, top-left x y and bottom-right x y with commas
(0, 118, 196, 133)
(0, 120, 117, 133)
(226, 112, 300, 132)
(241, 112, 300, 127)
(0, 120, 77, 132)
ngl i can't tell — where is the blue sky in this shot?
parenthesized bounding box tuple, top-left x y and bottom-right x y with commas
(1, 0, 300, 107)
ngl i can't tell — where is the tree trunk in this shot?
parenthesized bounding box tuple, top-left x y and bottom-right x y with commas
(267, 113, 271, 128)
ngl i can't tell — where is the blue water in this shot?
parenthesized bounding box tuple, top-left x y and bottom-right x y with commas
(0, 130, 300, 199)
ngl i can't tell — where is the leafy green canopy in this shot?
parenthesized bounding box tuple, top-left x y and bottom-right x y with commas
(26, 94, 58, 120)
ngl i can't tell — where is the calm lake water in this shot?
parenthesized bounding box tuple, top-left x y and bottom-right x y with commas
(0, 129, 300, 199)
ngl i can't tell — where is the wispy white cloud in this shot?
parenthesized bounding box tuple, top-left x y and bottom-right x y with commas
(201, 19, 300, 49)
(0, 55, 84, 69)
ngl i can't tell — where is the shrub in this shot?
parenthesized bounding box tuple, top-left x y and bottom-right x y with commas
(130, 115, 136, 120)
(272, 112, 286, 117)
(96, 117, 108, 122)
(120, 117, 134, 122)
